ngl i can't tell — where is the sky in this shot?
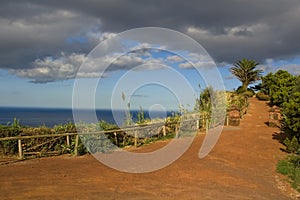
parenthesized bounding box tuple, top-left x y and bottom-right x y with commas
(0, 0, 300, 110)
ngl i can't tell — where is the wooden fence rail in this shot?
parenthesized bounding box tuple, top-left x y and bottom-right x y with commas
(0, 111, 245, 159)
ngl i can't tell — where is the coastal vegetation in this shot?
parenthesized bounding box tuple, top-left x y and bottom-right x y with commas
(0, 90, 249, 158)
(0, 115, 182, 157)
(256, 69, 300, 191)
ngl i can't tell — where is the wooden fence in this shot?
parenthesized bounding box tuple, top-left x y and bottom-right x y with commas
(0, 107, 249, 160)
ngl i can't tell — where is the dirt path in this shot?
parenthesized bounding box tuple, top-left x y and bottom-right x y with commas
(0, 98, 293, 199)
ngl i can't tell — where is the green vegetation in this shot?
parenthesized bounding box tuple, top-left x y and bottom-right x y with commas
(284, 136, 300, 154)
(194, 86, 249, 128)
(137, 106, 145, 125)
(141, 132, 175, 146)
(0, 121, 85, 157)
(258, 70, 300, 141)
(226, 92, 249, 109)
(260, 70, 297, 106)
(0, 116, 180, 158)
(257, 70, 300, 191)
(195, 87, 227, 120)
(194, 86, 214, 119)
(230, 59, 262, 92)
(0, 86, 250, 159)
(256, 91, 270, 101)
(282, 91, 300, 139)
(0, 119, 21, 155)
(277, 155, 300, 192)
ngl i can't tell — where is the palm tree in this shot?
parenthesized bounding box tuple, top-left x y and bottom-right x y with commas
(230, 59, 262, 92)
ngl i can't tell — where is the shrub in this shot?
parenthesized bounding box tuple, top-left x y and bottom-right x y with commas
(235, 87, 254, 96)
(0, 119, 21, 155)
(54, 122, 76, 133)
(282, 92, 300, 140)
(99, 120, 119, 131)
(243, 90, 255, 98)
(236, 86, 246, 94)
(81, 134, 116, 153)
(261, 70, 296, 106)
(66, 136, 87, 155)
(256, 92, 270, 101)
(284, 136, 300, 154)
(165, 114, 180, 133)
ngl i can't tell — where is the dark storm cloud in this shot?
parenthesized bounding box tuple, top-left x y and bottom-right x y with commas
(1, 0, 300, 82)
(0, 1, 100, 69)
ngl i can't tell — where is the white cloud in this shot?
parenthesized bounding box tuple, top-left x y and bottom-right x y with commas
(224, 24, 269, 37)
(258, 59, 300, 75)
(278, 64, 300, 75)
(11, 53, 85, 83)
(186, 27, 210, 36)
(166, 55, 184, 62)
(10, 47, 169, 83)
(86, 30, 117, 43)
(178, 53, 215, 69)
(179, 60, 215, 69)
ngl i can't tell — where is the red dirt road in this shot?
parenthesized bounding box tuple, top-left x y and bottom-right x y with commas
(0, 98, 294, 199)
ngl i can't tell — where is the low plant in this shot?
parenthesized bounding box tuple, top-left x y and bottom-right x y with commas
(256, 92, 270, 101)
(0, 119, 21, 155)
(277, 155, 300, 192)
(284, 136, 300, 154)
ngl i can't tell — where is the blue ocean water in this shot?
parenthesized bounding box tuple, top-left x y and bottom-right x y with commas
(0, 107, 175, 127)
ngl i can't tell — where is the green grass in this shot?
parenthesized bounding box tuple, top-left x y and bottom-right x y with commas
(277, 155, 300, 192)
(141, 133, 175, 146)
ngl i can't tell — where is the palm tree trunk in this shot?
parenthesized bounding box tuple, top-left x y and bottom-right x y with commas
(242, 82, 248, 92)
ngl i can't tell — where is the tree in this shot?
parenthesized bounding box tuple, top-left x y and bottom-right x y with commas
(261, 70, 296, 106)
(282, 92, 300, 140)
(230, 59, 262, 92)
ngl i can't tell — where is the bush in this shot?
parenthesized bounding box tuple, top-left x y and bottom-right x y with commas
(261, 70, 296, 106)
(54, 122, 76, 133)
(244, 91, 254, 98)
(1, 121, 85, 157)
(256, 92, 270, 101)
(235, 87, 254, 95)
(282, 92, 300, 140)
(0, 119, 21, 155)
(99, 120, 119, 131)
(284, 136, 300, 154)
(80, 134, 116, 153)
(236, 86, 246, 94)
(165, 114, 180, 133)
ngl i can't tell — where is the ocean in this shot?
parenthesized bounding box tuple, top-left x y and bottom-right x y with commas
(0, 107, 175, 127)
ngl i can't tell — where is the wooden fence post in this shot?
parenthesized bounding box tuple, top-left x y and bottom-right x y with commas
(134, 131, 138, 147)
(66, 135, 70, 146)
(18, 138, 23, 159)
(175, 122, 180, 138)
(205, 118, 209, 134)
(226, 114, 229, 126)
(74, 134, 79, 156)
(114, 132, 118, 146)
(162, 125, 166, 136)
